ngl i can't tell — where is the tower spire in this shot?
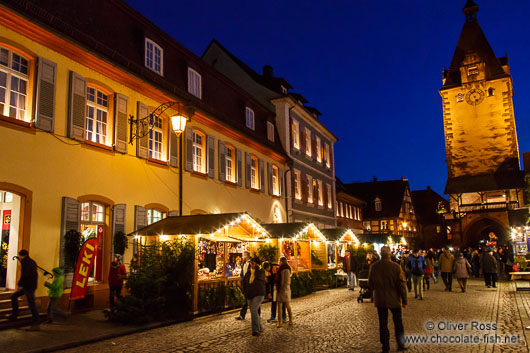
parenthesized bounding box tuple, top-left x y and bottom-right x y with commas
(463, 0, 479, 22)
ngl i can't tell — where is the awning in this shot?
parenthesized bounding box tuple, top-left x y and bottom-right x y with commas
(199, 235, 240, 243)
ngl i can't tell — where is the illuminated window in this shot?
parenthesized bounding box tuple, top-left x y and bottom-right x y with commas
(487, 87, 495, 97)
(86, 87, 108, 145)
(381, 220, 388, 230)
(4, 192, 13, 203)
(294, 170, 301, 200)
(267, 121, 275, 142)
(325, 144, 330, 168)
(307, 175, 313, 203)
(149, 115, 163, 160)
(305, 128, 311, 156)
(246, 107, 255, 130)
(80, 201, 106, 283)
(192, 130, 205, 173)
(81, 202, 105, 223)
(318, 180, 323, 206)
(147, 209, 166, 225)
(145, 38, 163, 75)
(225, 145, 236, 182)
(336, 201, 340, 216)
(349, 205, 353, 219)
(188, 67, 202, 98)
(327, 184, 332, 209)
(375, 197, 382, 212)
(292, 119, 300, 149)
(250, 156, 258, 189)
(316, 137, 322, 163)
(0, 46, 29, 121)
(271, 165, 280, 196)
(467, 66, 479, 77)
(456, 93, 463, 103)
(340, 202, 344, 217)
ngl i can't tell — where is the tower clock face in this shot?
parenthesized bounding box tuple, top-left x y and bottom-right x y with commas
(465, 88, 485, 105)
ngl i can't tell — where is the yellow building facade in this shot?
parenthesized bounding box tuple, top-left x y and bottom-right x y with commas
(0, 2, 286, 307)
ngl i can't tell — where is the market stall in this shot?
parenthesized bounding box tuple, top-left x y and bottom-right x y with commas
(320, 228, 361, 269)
(130, 212, 270, 312)
(262, 223, 326, 272)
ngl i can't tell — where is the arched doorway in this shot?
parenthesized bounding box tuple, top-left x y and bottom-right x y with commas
(0, 182, 32, 291)
(463, 218, 508, 247)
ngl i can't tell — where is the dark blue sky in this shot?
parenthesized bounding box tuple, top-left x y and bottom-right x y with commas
(126, 0, 530, 197)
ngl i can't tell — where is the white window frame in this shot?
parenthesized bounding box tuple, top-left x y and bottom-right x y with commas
(272, 165, 280, 196)
(188, 67, 202, 99)
(86, 86, 109, 145)
(147, 209, 166, 225)
(226, 146, 235, 183)
(305, 128, 311, 157)
(316, 136, 322, 163)
(327, 184, 332, 209)
(318, 180, 323, 206)
(375, 198, 382, 212)
(149, 115, 163, 160)
(292, 119, 300, 150)
(294, 170, 301, 200)
(246, 107, 255, 130)
(349, 205, 353, 219)
(250, 156, 258, 189)
(340, 202, 344, 217)
(192, 130, 205, 173)
(145, 38, 163, 75)
(325, 144, 330, 168)
(0, 46, 29, 121)
(267, 121, 275, 142)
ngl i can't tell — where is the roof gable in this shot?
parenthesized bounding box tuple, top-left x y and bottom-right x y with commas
(345, 180, 409, 219)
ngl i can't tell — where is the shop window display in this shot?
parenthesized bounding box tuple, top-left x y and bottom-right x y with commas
(198, 238, 249, 280)
(281, 240, 310, 271)
(80, 201, 105, 282)
(327, 243, 336, 268)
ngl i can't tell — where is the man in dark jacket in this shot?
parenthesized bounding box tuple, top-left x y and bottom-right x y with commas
(481, 247, 498, 288)
(9, 249, 40, 330)
(408, 249, 426, 300)
(369, 246, 407, 353)
(236, 251, 252, 320)
(243, 257, 266, 336)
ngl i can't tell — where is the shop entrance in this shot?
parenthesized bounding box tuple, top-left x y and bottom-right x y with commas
(0, 191, 20, 290)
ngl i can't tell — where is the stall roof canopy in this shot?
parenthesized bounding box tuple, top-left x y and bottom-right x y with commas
(262, 222, 326, 241)
(129, 213, 269, 238)
(320, 228, 359, 243)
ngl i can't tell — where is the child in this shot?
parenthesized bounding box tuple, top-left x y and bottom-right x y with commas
(44, 267, 67, 323)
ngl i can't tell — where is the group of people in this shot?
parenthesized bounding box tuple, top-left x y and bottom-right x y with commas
(235, 251, 293, 336)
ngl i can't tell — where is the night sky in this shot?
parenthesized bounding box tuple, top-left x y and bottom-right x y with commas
(125, 0, 530, 197)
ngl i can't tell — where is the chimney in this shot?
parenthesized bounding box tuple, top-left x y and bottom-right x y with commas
(427, 185, 431, 190)
(263, 65, 273, 78)
(373, 176, 377, 182)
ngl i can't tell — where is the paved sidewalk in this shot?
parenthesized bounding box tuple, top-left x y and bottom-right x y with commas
(1, 279, 529, 353)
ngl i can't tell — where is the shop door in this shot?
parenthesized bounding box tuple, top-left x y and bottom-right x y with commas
(0, 191, 20, 290)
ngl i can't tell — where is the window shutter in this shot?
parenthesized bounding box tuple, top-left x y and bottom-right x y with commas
(218, 140, 226, 182)
(60, 197, 80, 267)
(324, 183, 328, 208)
(237, 149, 243, 187)
(259, 159, 265, 193)
(68, 71, 86, 141)
(168, 210, 179, 217)
(169, 131, 179, 167)
(185, 126, 193, 171)
(245, 152, 251, 189)
(300, 128, 305, 154)
(35, 58, 57, 132)
(112, 204, 126, 254)
(207, 134, 215, 178)
(136, 101, 149, 159)
(279, 167, 284, 197)
(312, 135, 316, 159)
(267, 162, 272, 195)
(134, 205, 147, 230)
(114, 93, 128, 154)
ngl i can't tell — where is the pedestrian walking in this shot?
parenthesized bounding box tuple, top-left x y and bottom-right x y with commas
(243, 257, 266, 336)
(408, 249, 426, 300)
(424, 251, 435, 290)
(108, 254, 127, 307)
(368, 246, 407, 353)
(471, 250, 481, 278)
(481, 247, 498, 288)
(276, 257, 293, 328)
(453, 253, 471, 292)
(439, 248, 455, 291)
(267, 263, 286, 323)
(343, 249, 356, 290)
(236, 251, 252, 320)
(400, 251, 412, 292)
(8, 249, 40, 331)
(44, 266, 67, 323)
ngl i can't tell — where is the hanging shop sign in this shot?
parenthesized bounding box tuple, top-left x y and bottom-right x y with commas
(3, 210, 11, 229)
(70, 238, 98, 300)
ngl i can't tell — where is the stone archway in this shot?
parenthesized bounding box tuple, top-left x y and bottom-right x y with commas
(463, 217, 508, 247)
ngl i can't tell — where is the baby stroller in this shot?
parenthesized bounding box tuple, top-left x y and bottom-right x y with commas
(357, 269, 372, 303)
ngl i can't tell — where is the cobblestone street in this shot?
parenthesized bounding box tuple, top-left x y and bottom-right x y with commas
(59, 279, 530, 353)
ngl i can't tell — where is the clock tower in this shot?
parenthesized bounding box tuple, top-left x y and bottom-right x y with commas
(440, 1, 525, 246)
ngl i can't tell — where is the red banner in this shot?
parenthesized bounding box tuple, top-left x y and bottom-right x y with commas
(70, 238, 98, 300)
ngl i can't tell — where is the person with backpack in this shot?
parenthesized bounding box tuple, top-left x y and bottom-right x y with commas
(407, 249, 426, 300)
(44, 266, 67, 323)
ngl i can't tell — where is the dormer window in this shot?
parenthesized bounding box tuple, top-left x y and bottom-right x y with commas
(456, 93, 463, 103)
(145, 38, 163, 75)
(374, 197, 382, 212)
(281, 85, 288, 94)
(487, 87, 495, 97)
(188, 68, 202, 99)
(245, 107, 255, 130)
(467, 66, 479, 77)
(267, 121, 274, 142)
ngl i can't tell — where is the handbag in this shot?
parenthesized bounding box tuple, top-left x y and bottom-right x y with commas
(424, 267, 432, 275)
